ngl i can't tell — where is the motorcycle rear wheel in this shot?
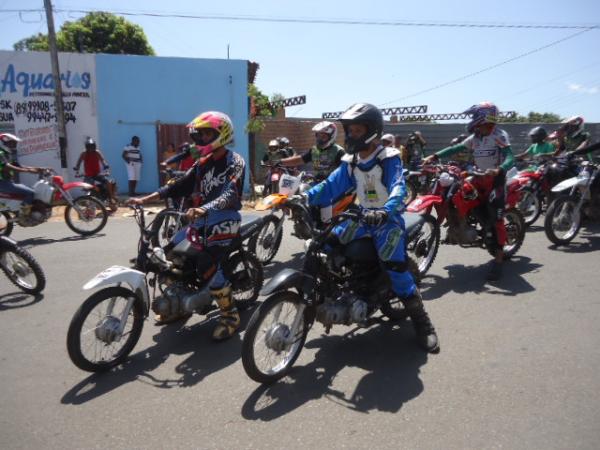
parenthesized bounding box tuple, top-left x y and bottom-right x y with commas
(66, 287, 145, 372)
(544, 195, 581, 245)
(227, 250, 264, 310)
(406, 214, 440, 277)
(488, 208, 526, 259)
(404, 180, 418, 205)
(65, 196, 108, 236)
(247, 215, 283, 264)
(0, 212, 13, 237)
(0, 240, 45, 294)
(242, 291, 310, 384)
(518, 187, 542, 226)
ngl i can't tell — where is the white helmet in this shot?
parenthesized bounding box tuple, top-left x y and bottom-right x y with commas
(0, 133, 21, 154)
(381, 133, 395, 147)
(312, 121, 338, 149)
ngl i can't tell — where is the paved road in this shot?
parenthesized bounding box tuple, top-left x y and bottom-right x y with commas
(1, 213, 599, 449)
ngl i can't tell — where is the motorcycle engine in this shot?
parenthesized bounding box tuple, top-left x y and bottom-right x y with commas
(316, 292, 368, 326)
(17, 204, 51, 227)
(446, 210, 478, 244)
(152, 282, 212, 317)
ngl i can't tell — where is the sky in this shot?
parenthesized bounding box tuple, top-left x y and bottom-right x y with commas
(1, 0, 599, 121)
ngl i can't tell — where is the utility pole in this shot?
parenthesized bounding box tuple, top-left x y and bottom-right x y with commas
(43, 0, 68, 174)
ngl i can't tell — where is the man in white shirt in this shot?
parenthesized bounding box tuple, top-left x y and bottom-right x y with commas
(122, 135, 143, 196)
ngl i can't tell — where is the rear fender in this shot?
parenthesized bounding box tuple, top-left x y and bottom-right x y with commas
(407, 195, 442, 213)
(261, 268, 314, 297)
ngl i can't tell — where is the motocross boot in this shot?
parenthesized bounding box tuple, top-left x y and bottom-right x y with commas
(403, 289, 440, 353)
(211, 286, 240, 341)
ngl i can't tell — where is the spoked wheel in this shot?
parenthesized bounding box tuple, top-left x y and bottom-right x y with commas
(150, 209, 188, 248)
(65, 195, 108, 236)
(227, 251, 264, 310)
(544, 195, 581, 245)
(404, 181, 417, 206)
(247, 215, 283, 264)
(518, 187, 542, 226)
(492, 208, 526, 259)
(0, 241, 45, 294)
(0, 212, 13, 237)
(406, 214, 440, 277)
(66, 287, 145, 372)
(242, 291, 310, 384)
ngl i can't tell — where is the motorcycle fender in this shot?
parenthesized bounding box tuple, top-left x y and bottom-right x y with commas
(83, 265, 150, 311)
(407, 195, 442, 213)
(261, 268, 314, 296)
(551, 176, 584, 193)
(255, 193, 287, 211)
(0, 235, 17, 247)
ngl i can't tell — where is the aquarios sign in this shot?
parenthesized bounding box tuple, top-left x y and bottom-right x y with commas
(1, 64, 91, 97)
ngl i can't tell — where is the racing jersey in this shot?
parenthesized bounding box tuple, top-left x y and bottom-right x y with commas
(158, 149, 245, 212)
(301, 143, 345, 180)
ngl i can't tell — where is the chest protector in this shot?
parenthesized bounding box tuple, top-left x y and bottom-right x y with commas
(342, 147, 400, 209)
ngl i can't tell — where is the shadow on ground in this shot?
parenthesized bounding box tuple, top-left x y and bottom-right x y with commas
(19, 233, 106, 247)
(0, 292, 44, 310)
(241, 322, 428, 420)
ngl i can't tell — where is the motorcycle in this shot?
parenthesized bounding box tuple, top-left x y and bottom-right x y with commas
(241, 204, 422, 384)
(75, 169, 118, 213)
(261, 162, 296, 197)
(0, 235, 45, 294)
(544, 159, 600, 245)
(0, 169, 108, 237)
(403, 164, 439, 205)
(250, 171, 356, 264)
(407, 164, 525, 260)
(66, 205, 265, 372)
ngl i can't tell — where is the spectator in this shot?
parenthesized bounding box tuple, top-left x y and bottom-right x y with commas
(162, 142, 178, 169)
(122, 135, 143, 196)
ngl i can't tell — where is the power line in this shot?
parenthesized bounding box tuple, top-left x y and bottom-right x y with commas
(378, 26, 597, 107)
(0, 8, 598, 30)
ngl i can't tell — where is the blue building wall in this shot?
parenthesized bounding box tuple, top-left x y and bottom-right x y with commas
(94, 54, 249, 194)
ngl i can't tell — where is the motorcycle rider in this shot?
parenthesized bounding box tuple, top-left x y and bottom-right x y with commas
(449, 134, 471, 168)
(405, 131, 427, 171)
(0, 133, 48, 217)
(129, 111, 246, 340)
(515, 127, 555, 163)
(74, 137, 118, 212)
(381, 133, 396, 148)
(277, 136, 296, 157)
(424, 101, 515, 281)
(297, 103, 439, 353)
(280, 121, 345, 181)
(261, 138, 292, 196)
(551, 116, 595, 162)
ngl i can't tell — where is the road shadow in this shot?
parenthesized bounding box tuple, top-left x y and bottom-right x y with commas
(547, 224, 600, 254)
(19, 233, 106, 248)
(420, 255, 542, 300)
(241, 322, 428, 421)
(0, 291, 44, 310)
(61, 305, 258, 405)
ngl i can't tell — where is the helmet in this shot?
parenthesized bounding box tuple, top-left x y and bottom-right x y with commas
(186, 111, 234, 158)
(0, 133, 21, 153)
(463, 101, 499, 134)
(381, 133, 395, 146)
(312, 121, 338, 149)
(267, 139, 280, 153)
(339, 103, 383, 155)
(85, 137, 96, 151)
(450, 134, 468, 145)
(528, 126, 548, 144)
(561, 116, 584, 136)
(277, 136, 290, 148)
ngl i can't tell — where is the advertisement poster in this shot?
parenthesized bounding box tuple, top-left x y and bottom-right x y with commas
(0, 51, 98, 185)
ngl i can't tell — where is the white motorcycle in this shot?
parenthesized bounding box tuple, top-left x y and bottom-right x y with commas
(544, 159, 600, 245)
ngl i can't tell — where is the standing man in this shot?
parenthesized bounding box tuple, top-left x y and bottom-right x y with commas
(74, 137, 118, 212)
(122, 135, 143, 196)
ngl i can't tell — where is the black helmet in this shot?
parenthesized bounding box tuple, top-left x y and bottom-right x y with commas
(339, 103, 383, 155)
(85, 137, 96, 150)
(528, 126, 548, 144)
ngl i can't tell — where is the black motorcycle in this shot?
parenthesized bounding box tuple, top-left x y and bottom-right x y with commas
(242, 202, 424, 384)
(0, 236, 45, 294)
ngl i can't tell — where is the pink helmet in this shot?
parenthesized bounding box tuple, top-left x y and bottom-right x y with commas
(463, 102, 499, 133)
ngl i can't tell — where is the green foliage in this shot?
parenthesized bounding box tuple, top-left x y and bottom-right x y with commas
(499, 111, 562, 123)
(246, 84, 275, 133)
(13, 12, 154, 55)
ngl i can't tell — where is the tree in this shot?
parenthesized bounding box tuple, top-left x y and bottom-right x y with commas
(498, 111, 562, 123)
(246, 84, 275, 133)
(13, 12, 154, 55)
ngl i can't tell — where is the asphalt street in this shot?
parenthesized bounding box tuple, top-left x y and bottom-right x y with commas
(1, 212, 599, 449)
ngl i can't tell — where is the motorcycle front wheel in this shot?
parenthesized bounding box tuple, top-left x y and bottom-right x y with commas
(150, 209, 188, 249)
(247, 215, 283, 264)
(0, 240, 45, 294)
(227, 250, 264, 310)
(404, 180, 417, 205)
(65, 195, 108, 236)
(66, 287, 145, 372)
(518, 187, 542, 226)
(0, 211, 13, 237)
(242, 291, 310, 384)
(406, 214, 440, 277)
(490, 208, 526, 259)
(544, 195, 581, 245)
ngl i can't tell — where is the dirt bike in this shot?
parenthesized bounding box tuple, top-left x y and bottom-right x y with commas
(75, 169, 118, 213)
(250, 171, 356, 264)
(0, 169, 108, 237)
(0, 235, 45, 294)
(261, 162, 296, 197)
(66, 205, 264, 372)
(241, 204, 422, 384)
(544, 159, 600, 245)
(403, 165, 439, 205)
(407, 164, 525, 260)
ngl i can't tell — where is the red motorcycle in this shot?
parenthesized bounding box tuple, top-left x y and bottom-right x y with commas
(261, 162, 297, 197)
(407, 164, 525, 259)
(0, 169, 108, 237)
